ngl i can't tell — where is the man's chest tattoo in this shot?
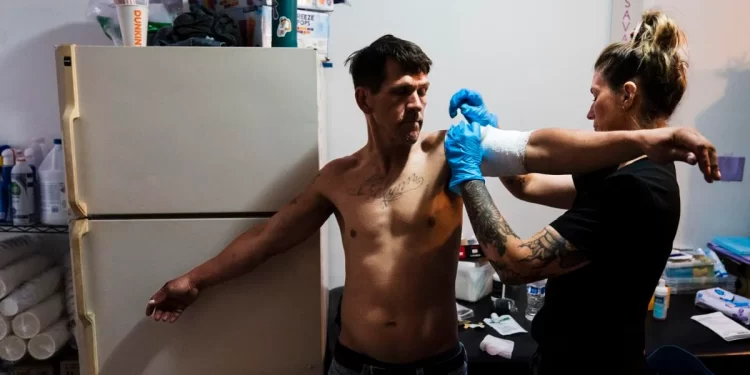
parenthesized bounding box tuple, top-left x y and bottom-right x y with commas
(348, 173, 426, 207)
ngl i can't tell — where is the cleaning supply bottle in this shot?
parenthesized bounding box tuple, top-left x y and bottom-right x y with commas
(272, 0, 298, 47)
(11, 156, 35, 226)
(24, 148, 40, 223)
(39, 139, 67, 226)
(32, 138, 48, 160)
(653, 278, 669, 320)
(0, 149, 14, 222)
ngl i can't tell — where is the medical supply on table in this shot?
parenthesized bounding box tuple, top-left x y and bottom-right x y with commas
(479, 335, 514, 359)
(0, 148, 14, 222)
(10, 157, 35, 226)
(525, 279, 546, 321)
(38, 139, 67, 226)
(483, 314, 526, 336)
(712, 237, 750, 257)
(665, 275, 736, 295)
(455, 260, 494, 302)
(695, 288, 750, 325)
(492, 273, 517, 315)
(696, 247, 729, 277)
(653, 278, 669, 320)
(456, 302, 474, 322)
(691, 312, 750, 342)
(664, 249, 715, 278)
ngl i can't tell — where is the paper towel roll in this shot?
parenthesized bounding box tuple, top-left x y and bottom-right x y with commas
(27, 319, 69, 360)
(0, 266, 62, 317)
(0, 255, 52, 299)
(11, 293, 64, 339)
(0, 315, 9, 341)
(0, 236, 39, 269)
(0, 335, 26, 361)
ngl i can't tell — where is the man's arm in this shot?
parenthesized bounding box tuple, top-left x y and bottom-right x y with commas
(461, 180, 588, 284)
(500, 174, 576, 210)
(187, 173, 333, 289)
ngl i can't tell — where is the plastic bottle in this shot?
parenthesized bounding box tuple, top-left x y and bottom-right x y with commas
(32, 138, 48, 160)
(653, 278, 669, 320)
(272, 0, 298, 47)
(27, 142, 44, 171)
(525, 279, 547, 321)
(39, 140, 67, 226)
(24, 148, 40, 223)
(0, 149, 14, 222)
(10, 157, 35, 226)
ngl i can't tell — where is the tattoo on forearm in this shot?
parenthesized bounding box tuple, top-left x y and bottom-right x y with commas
(461, 180, 519, 255)
(461, 180, 588, 284)
(518, 229, 587, 269)
(349, 173, 425, 208)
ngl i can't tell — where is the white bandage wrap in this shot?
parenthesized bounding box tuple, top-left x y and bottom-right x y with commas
(479, 127, 532, 177)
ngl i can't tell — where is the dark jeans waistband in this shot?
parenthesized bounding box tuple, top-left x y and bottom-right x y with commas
(334, 341, 465, 374)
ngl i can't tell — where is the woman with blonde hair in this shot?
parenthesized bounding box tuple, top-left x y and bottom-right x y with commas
(448, 10, 699, 374)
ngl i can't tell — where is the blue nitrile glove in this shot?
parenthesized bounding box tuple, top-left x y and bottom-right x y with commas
(445, 121, 485, 194)
(448, 88, 498, 127)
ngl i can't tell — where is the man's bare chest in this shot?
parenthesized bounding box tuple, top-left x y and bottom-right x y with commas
(329, 166, 462, 242)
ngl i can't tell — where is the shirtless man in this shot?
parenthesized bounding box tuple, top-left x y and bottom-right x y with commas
(146, 35, 719, 375)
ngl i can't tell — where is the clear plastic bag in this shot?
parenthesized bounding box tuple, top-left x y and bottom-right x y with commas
(86, 0, 186, 45)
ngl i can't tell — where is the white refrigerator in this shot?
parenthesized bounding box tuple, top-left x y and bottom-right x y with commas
(55, 45, 328, 375)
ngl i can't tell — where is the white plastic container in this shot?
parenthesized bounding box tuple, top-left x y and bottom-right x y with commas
(39, 139, 67, 226)
(116, 0, 150, 47)
(10, 157, 35, 226)
(32, 138, 48, 160)
(0, 266, 62, 317)
(0, 335, 26, 361)
(27, 319, 69, 360)
(0, 235, 39, 269)
(653, 278, 669, 320)
(0, 255, 52, 299)
(11, 293, 64, 339)
(455, 261, 494, 302)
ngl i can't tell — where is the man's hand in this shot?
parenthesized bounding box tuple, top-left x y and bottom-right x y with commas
(445, 121, 485, 193)
(449, 88, 498, 127)
(146, 274, 200, 323)
(639, 127, 721, 182)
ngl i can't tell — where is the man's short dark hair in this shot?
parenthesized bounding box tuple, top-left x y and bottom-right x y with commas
(345, 35, 432, 93)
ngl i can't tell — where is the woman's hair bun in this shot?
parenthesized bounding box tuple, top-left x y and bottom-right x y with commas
(631, 10, 686, 56)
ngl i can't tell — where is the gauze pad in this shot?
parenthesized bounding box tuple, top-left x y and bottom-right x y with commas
(479, 126, 532, 177)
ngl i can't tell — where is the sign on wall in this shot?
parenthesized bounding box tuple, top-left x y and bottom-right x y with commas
(610, 0, 643, 43)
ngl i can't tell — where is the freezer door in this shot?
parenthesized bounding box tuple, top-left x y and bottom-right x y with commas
(56, 46, 322, 217)
(70, 218, 325, 375)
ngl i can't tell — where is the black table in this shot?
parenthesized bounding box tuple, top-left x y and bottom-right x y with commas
(458, 289, 750, 374)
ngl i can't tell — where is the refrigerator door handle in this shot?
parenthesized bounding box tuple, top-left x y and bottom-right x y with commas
(56, 45, 87, 217)
(71, 219, 98, 374)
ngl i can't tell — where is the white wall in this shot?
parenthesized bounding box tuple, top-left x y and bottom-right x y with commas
(642, 0, 750, 249)
(0, 0, 109, 147)
(324, 0, 613, 287)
